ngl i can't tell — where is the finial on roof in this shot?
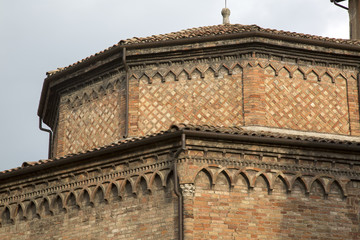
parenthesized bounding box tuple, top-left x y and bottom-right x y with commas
(222, 0, 230, 24)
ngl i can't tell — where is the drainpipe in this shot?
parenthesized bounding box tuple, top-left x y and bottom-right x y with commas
(173, 133, 186, 240)
(123, 47, 129, 138)
(349, 0, 360, 40)
(39, 117, 53, 159)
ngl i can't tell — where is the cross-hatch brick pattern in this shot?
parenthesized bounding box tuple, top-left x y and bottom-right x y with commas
(53, 60, 360, 157)
(59, 87, 122, 157)
(265, 67, 350, 134)
(138, 70, 243, 135)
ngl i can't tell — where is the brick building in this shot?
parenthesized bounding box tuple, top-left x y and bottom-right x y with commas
(1, 14, 360, 239)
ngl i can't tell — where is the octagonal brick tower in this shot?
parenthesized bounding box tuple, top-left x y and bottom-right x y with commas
(38, 24, 360, 158)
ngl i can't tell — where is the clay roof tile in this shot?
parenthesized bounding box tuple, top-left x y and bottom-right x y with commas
(1, 124, 360, 175)
(46, 24, 360, 77)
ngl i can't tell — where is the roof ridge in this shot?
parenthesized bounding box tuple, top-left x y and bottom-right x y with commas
(45, 24, 360, 77)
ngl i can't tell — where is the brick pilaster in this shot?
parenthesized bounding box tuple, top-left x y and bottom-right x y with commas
(242, 64, 266, 126)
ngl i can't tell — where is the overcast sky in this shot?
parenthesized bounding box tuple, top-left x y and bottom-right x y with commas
(0, 0, 350, 171)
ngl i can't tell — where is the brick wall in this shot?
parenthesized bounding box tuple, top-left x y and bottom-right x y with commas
(52, 56, 360, 158)
(132, 58, 359, 137)
(189, 170, 358, 240)
(177, 136, 360, 240)
(54, 74, 125, 158)
(136, 64, 243, 136)
(264, 65, 356, 135)
(0, 174, 178, 240)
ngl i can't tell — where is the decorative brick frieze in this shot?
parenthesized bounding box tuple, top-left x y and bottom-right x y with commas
(0, 160, 173, 225)
(182, 157, 352, 194)
(0, 157, 173, 204)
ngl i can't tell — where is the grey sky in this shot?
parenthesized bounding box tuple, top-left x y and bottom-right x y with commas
(0, 0, 349, 171)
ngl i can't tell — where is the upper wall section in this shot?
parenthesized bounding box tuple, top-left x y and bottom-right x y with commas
(54, 72, 125, 157)
(128, 56, 359, 137)
(132, 61, 244, 136)
(39, 24, 360, 158)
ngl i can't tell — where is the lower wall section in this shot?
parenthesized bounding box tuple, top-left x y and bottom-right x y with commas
(190, 171, 359, 240)
(0, 184, 178, 240)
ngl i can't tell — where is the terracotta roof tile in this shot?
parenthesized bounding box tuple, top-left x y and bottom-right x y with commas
(172, 124, 360, 146)
(46, 24, 360, 76)
(1, 124, 359, 175)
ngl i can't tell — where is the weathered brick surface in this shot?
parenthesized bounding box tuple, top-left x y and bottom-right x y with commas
(0, 175, 178, 240)
(54, 75, 125, 158)
(2, 129, 360, 239)
(137, 66, 243, 135)
(176, 137, 360, 240)
(24, 31, 360, 239)
(264, 66, 351, 134)
(191, 171, 358, 240)
(51, 51, 360, 158)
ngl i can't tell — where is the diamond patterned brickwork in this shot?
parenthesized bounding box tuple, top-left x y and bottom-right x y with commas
(138, 68, 243, 136)
(52, 58, 360, 157)
(54, 78, 124, 158)
(264, 66, 350, 134)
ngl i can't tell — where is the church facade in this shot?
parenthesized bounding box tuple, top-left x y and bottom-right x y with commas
(1, 23, 360, 239)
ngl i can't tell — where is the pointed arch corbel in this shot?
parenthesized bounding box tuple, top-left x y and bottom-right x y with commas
(190, 67, 204, 79)
(233, 169, 251, 190)
(296, 67, 307, 80)
(164, 70, 177, 82)
(290, 176, 310, 195)
(64, 191, 80, 209)
(120, 178, 136, 197)
(149, 171, 166, 189)
(252, 172, 272, 192)
(152, 72, 165, 83)
(205, 66, 217, 78)
(1, 206, 12, 225)
(193, 167, 214, 189)
(220, 64, 232, 75)
(272, 173, 291, 193)
(51, 194, 65, 213)
(334, 72, 348, 84)
(279, 66, 292, 78)
(192, 167, 214, 185)
(304, 69, 320, 81)
(105, 82, 114, 93)
(134, 175, 151, 194)
(79, 188, 92, 208)
(39, 197, 53, 217)
(326, 178, 347, 199)
(25, 200, 40, 220)
(82, 92, 90, 103)
(14, 203, 26, 221)
(213, 168, 233, 188)
(309, 177, 327, 198)
(140, 73, 152, 84)
(284, 65, 297, 78)
(105, 181, 121, 201)
(91, 185, 107, 204)
(321, 71, 334, 83)
(230, 62, 243, 75)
